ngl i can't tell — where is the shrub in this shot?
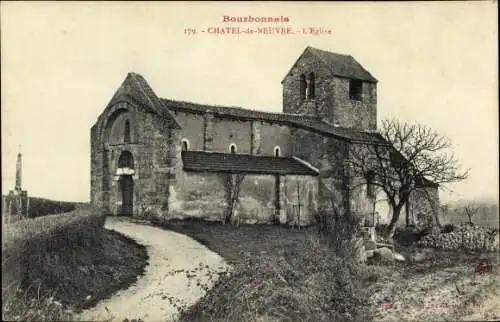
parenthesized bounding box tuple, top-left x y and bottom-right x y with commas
(316, 209, 362, 259)
(181, 235, 373, 322)
(394, 226, 422, 246)
(441, 223, 456, 234)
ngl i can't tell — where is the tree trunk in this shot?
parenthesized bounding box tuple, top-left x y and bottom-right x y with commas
(405, 202, 410, 227)
(387, 204, 403, 242)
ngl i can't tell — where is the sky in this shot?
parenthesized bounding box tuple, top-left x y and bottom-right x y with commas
(1, 1, 498, 204)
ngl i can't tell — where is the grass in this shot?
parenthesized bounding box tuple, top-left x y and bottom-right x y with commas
(151, 217, 499, 321)
(150, 217, 376, 322)
(367, 248, 499, 321)
(2, 207, 148, 321)
(2, 195, 86, 219)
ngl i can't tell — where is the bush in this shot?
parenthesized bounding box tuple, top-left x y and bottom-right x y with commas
(394, 225, 421, 246)
(316, 209, 362, 259)
(181, 235, 373, 322)
(441, 223, 456, 234)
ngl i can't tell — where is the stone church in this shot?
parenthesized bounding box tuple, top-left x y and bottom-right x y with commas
(90, 46, 438, 226)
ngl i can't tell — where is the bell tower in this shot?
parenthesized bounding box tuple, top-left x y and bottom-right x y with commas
(282, 46, 378, 131)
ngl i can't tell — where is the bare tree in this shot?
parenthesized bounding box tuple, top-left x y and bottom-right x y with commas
(349, 119, 469, 241)
(455, 202, 479, 226)
(222, 173, 246, 225)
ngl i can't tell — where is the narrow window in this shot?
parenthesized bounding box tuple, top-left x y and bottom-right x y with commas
(181, 139, 189, 151)
(230, 144, 237, 154)
(124, 120, 131, 143)
(299, 74, 307, 102)
(274, 146, 281, 157)
(349, 79, 363, 101)
(307, 73, 315, 99)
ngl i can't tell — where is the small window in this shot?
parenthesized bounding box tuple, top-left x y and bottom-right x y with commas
(299, 74, 307, 101)
(274, 146, 281, 157)
(307, 73, 315, 99)
(181, 139, 189, 151)
(349, 79, 363, 101)
(229, 143, 237, 154)
(124, 120, 131, 143)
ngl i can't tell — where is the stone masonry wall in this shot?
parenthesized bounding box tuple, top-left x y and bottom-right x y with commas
(408, 186, 440, 228)
(282, 49, 377, 131)
(331, 77, 377, 130)
(173, 111, 291, 156)
(291, 128, 348, 215)
(418, 224, 499, 252)
(283, 50, 332, 119)
(91, 99, 175, 217)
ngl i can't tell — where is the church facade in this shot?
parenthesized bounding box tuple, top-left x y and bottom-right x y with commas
(90, 46, 438, 226)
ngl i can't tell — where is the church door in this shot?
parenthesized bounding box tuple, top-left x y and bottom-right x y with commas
(120, 175, 134, 216)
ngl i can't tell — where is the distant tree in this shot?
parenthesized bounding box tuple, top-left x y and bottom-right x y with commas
(455, 202, 479, 225)
(349, 119, 469, 241)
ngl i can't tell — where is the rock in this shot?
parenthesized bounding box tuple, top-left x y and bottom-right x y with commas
(411, 251, 427, 262)
(365, 250, 374, 258)
(373, 247, 394, 264)
(364, 239, 377, 251)
(393, 252, 405, 262)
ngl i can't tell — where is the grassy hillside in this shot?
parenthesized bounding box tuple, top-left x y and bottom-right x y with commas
(27, 196, 87, 218)
(2, 195, 89, 219)
(2, 206, 148, 321)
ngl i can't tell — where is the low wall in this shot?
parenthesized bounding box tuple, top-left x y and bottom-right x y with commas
(417, 224, 499, 252)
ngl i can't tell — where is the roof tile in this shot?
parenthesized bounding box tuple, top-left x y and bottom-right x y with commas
(182, 151, 318, 176)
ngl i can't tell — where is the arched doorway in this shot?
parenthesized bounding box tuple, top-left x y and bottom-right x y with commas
(117, 151, 135, 216)
(119, 175, 134, 216)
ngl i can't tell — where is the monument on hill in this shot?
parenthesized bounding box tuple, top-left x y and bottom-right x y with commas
(2, 147, 29, 223)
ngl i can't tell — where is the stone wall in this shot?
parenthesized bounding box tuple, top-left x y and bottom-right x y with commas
(418, 224, 499, 252)
(408, 186, 440, 228)
(238, 175, 276, 224)
(91, 99, 175, 217)
(173, 111, 291, 156)
(283, 50, 330, 118)
(330, 77, 377, 130)
(173, 111, 205, 150)
(282, 49, 377, 131)
(291, 128, 349, 215)
(169, 170, 226, 221)
(282, 175, 319, 226)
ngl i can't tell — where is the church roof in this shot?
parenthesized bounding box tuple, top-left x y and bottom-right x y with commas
(181, 151, 319, 176)
(282, 46, 377, 83)
(161, 98, 385, 144)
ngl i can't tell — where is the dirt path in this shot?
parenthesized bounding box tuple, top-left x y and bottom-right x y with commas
(370, 253, 500, 321)
(78, 217, 229, 322)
